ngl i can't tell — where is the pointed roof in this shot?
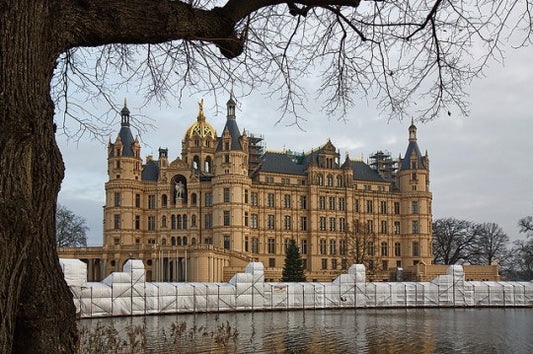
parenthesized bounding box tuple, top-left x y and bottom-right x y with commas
(400, 120, 426, 170)
(216, 93, 242, 151)
(110, 100, 135, 157)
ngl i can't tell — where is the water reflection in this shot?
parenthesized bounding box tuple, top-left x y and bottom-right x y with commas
(79, 308, 533, 353)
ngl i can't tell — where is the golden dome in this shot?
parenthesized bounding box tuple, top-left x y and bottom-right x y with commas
(184, 99, 217, 139)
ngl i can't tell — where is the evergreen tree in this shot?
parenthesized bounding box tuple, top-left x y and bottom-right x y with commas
(282, 239, 306, 282)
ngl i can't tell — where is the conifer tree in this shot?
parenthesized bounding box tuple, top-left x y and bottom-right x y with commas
(282, 239, 306, 282)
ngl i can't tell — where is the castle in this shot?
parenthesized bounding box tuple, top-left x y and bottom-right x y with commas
(59, 95, 437, 282)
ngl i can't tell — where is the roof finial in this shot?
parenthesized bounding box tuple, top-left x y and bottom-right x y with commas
(197, 98, 205, 121)
(411, 116, 414, 126)
(120, 98, 130, 126)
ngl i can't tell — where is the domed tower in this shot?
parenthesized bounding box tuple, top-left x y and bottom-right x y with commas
(182, 99, 218, 174)
(211, 94, 252, 252)
(398, 118, 432, 266)
(105, 100, 143, 246)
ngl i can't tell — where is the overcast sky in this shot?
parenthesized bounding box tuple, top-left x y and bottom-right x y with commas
(57, 44, 533, 247)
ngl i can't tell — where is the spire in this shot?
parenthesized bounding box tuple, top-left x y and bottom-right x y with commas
(409, 117, 417, 142)
(227, 91, 236, 120)
(121, 98, 130, 126)
(197, 98, 206, 122)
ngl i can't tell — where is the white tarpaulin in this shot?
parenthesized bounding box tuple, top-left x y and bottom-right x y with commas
(60, 259, 533, 318)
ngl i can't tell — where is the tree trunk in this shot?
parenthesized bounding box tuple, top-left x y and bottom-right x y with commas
(0, 1, 78, 352)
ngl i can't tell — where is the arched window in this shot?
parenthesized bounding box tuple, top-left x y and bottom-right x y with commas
(177, 237, 182, 246)
(317, 174, 324, 186)
(327, 174, 333, 187)
(193, 155, 200, 170)
(171, 237, 176, 246)
(191, 214, 197, 227)
(183, 236, 188, 246)
(162, 194, 168, 207)
(192, 237, 196, 245)
(191, 193, 197, 206)
(171, 215, 176, 230)
(161, 216, 167, 228)
(205, 156, 212, 172)
(336, 175, 343, 187)
(183, 214, 188, 229)
(177, 215, 182, 229)
(161, 238, 166, 245)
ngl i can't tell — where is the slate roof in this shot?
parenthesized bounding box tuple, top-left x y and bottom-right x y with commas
(109, 126, 135, 157)
(260, 152, 306, 175)
(348, 160, 386, 182)
(141, 160, 159, 181)
(400, 141, 426, 170)
(216, 118, 242, 151)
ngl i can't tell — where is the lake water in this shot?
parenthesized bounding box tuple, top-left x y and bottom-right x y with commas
(79, 308, 533, 353)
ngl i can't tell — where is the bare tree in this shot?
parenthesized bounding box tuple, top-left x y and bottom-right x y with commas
(518, 216, 533, 237)
(471, 222, 510, 265)
(56, 205, 88, 248)
(432, 218, 479, 265)
(2, 0, 533, 352)
(344, 220, 382, 280)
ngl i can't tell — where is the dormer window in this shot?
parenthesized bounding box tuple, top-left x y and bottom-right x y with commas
(224, 142, 230, 150)
(411, 161, 417, 169)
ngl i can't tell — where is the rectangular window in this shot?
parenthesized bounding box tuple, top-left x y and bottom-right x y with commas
(394, 202, 400, 215)
(148, 195, 156, 209)
(382, 260, 389, 270)
(267, 193, 275, 207)
(329, 197, 336, 210)
(268, 215, 275, 230)
(329, 217, 336, 231)
(114, 237, 120, 245)
(300, 195, 307, 209)
(269, 258, 276, 268)
(161, 216, 167, 228)
(394, 221, 401, 234)
(205, 214, 212, 229)
(281, 178, 290, 185)
(148, 216, 155, 231)
(413, 241, 419, 257)
(268, 238, 275, 254)
(251, 214, 258, 229)
(284, 194, 291, 208)
(320, 239, 327, 255)
(300, 216, 307, 231)
(381, 242, 388, 257)
(339, 218, 346, 232)
(319, 217, 326, 231)
(244, 212, 249, 227)
(339, 240, 347, 255)
(380, 201, 387, 214)
(252, 237, 259, 253)
(114, 192, 121, 207)
(251, 192, 258, 206)
(245, 236, 249, 252)
(329, 239, 336, 255)
(354, 199, 359, 212)
(300, 239, 307, 255)
(284, 238, 290, 253)
(394, 242, 401, 257)
(412, 201, 419, 214)
(223, 210, 230, 226)
(412, 172, 417, 181)
(366, 220, 373, 233)
(284, 215, 292, 230)
(223, 188, 230, 203)
(224, 154, 230, 163)
(367, 242, 374, 256)
(338, 197, 345, 211)
(321, 258, 328, 270)
(224, 235, 230, 249)
(396, 260, 402, 268)
(341, 259, 347, 270)
(412, 220, 419, 234)
(204, 192, 212, 207)
(135, 194, 141, 208)
(114, 214, 121, 229)
(366, 200, 373, 213)
(319, 196, 326, 210)
(244, 190, 249, 204)
(134, 215, 140, 230)
(380, 220, 388, 234)
(331, 259, 338, 270)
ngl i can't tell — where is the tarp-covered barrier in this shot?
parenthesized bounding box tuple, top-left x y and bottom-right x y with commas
(59, 259, 533, 319)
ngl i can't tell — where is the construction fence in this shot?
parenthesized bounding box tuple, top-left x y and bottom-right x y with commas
(59, 259, 533, 319)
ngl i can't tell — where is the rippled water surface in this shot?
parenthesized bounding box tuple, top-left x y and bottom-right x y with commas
(79, 308, 533, 353)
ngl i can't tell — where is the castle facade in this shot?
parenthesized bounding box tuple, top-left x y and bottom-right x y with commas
(59, 96, 434, 282)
